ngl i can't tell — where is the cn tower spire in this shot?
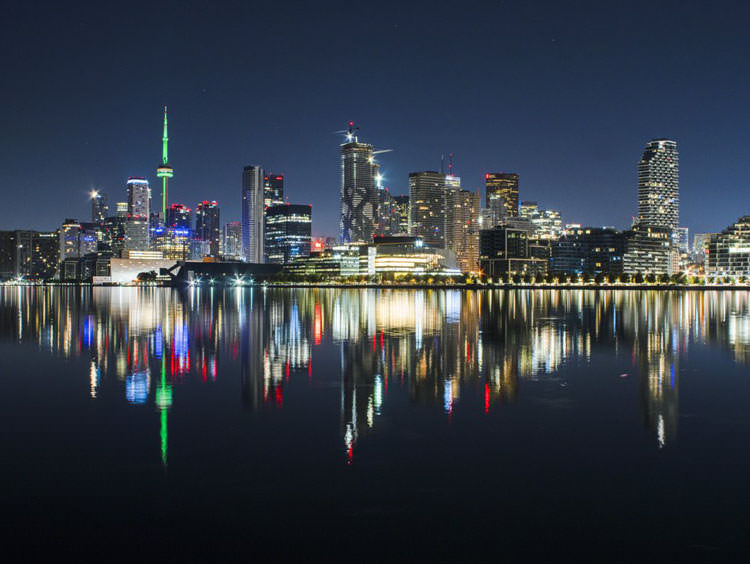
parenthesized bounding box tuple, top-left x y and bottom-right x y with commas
(156, 106, 174, 221)
(162, 106, 169, 165)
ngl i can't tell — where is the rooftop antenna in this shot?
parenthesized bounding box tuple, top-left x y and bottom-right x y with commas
(448, 152, 455, 177)
(441, 154, 445, 175)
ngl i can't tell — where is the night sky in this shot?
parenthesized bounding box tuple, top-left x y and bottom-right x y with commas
(1, 0, 748, 237)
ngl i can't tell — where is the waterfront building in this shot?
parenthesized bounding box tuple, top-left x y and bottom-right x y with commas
(242, 165, 265, 263)
(445, 187, 480, 273)
(486, 172, 519, 221)
(409, 171, 446, 247)
(623, 222, 672, 275)
(151, 226, 190, 261)
(223, 221, 242, 259)
(479, 225, 548, 278)
(285, 236, 459, 278)
(31, 231, 59, 279)
(340, 128, 377, 243)
(264, 203, 312, 264)
(551, 227, 625, 276)
(264, 174, 284, 208)
(637, 139, 679, 229)
(706, 216, 750, 280)
(195, 200, 221, 256)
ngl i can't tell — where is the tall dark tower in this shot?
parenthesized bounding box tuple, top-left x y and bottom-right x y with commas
(340, 122, 376, 243)
(156, 107, 174, 221)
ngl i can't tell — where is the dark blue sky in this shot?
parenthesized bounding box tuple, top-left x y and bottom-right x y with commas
(1, 0, 748, 237)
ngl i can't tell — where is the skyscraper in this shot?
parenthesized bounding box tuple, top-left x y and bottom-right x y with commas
(165, 203, 192, 229)
(91, 191, 108, 223)
(637, 139, 679, 229)
(242, 165, 265, 263)
(155, 107, 174, 222)
(340, 125, 377, 243)
(486, 173, 519, 221)
(223, 221, 242, 259)
(264, 174, 284, 208)
(375, 188, 401, 236)
(445, 187, 480, 273)
(265, 204, 312, 264)
(126, 178, 151, 251)
(195, 200, 221, 256)
(127, 178, 150, 219)
(409, 171, 446, 247)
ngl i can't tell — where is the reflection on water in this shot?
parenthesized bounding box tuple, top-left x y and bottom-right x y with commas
(2, 287, 750, 463)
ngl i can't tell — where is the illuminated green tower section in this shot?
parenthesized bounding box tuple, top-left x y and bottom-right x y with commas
(155, 355, 173, 467)
(156, 106, 174, 220)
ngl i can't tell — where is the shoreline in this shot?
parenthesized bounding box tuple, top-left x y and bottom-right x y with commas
(3, 282, 750, 291)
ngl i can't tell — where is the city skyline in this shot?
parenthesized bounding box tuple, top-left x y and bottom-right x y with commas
(1, 3, 748, 237)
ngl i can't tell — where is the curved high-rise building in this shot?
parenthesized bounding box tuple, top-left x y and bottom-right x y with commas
(637, 139, 679, 229)
(340, 127, 376, 243)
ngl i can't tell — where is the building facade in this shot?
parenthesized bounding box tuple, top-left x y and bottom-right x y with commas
(264, 174, 284, 208)
(195, 200, 221, 257)
(445, 187, 480, 273)
(486, 173, 519, 221)
(265, 204, 312, 264)
(623, 223, 672, 275)
(340, 139, 376, 243)
(551, 227, 625, 276)
(637, 139, 679, 229)
(223, 221, 242, 259)
(242, 165, 265, 263)
(706, 216, 750, 280)
(409, 171, 446, 248)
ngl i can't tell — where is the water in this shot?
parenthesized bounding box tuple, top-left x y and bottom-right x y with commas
(1, 287, 749, 561)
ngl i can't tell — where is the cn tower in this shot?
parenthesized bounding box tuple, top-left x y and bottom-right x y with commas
(156, 106, 174, 220)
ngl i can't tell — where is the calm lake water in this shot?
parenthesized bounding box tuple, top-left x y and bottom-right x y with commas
(1, 287, 749, 561)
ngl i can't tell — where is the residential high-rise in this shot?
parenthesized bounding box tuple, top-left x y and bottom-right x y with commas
(637, 139, 679, 229)
(409, 171, 446, 247)
(264, 204, 312, 264)
(156, 107, 174, 221)
(242, 165, 265, 263)
(91, 191, 108, 223)
(223, 221, 242, 259)
(486, 173, 519, 221)
(340, 125, 377, 243)
(445, 187, 480, 273)
(264, 174, 284, 208)
(195, 200, 221, 256)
